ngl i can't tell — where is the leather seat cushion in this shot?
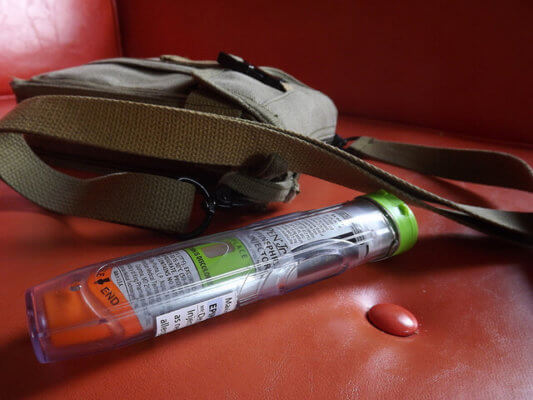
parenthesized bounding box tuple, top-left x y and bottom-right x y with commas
(1, 108, 530, 398)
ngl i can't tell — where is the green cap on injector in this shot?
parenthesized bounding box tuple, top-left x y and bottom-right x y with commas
(363, 190, 418, 255)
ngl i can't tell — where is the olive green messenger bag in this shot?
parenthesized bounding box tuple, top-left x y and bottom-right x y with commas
(0, 53, 531, 245)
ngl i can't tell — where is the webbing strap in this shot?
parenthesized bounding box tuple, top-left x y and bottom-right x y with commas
(349, 137, 533, 191)
(0, 95, 531, 245)
(0, 133, 196, 231)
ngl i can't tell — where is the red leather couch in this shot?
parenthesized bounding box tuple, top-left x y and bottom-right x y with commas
(1, 1, 531, 398)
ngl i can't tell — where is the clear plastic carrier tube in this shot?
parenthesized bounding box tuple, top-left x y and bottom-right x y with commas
(26, 190, 418, 363)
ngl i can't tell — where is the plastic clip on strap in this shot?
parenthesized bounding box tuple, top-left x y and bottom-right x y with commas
(217, 52, 286, 92)
(0, 95, 532, 245)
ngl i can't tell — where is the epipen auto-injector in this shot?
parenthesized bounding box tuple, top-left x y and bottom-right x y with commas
(26, 190, 418, 363)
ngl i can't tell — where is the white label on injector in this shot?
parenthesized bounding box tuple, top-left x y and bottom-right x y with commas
(155, 292, 237, 336)
(110, 203, 384, 332)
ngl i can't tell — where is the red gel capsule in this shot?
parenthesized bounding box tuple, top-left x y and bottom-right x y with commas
(367, 303, 418, 337)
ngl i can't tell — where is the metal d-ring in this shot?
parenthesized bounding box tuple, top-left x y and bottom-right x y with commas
(176, 177, 216, 239)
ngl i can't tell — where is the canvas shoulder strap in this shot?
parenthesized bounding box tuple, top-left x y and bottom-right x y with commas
(349, 136, 533, 191)
(0, 95, 531, 245)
